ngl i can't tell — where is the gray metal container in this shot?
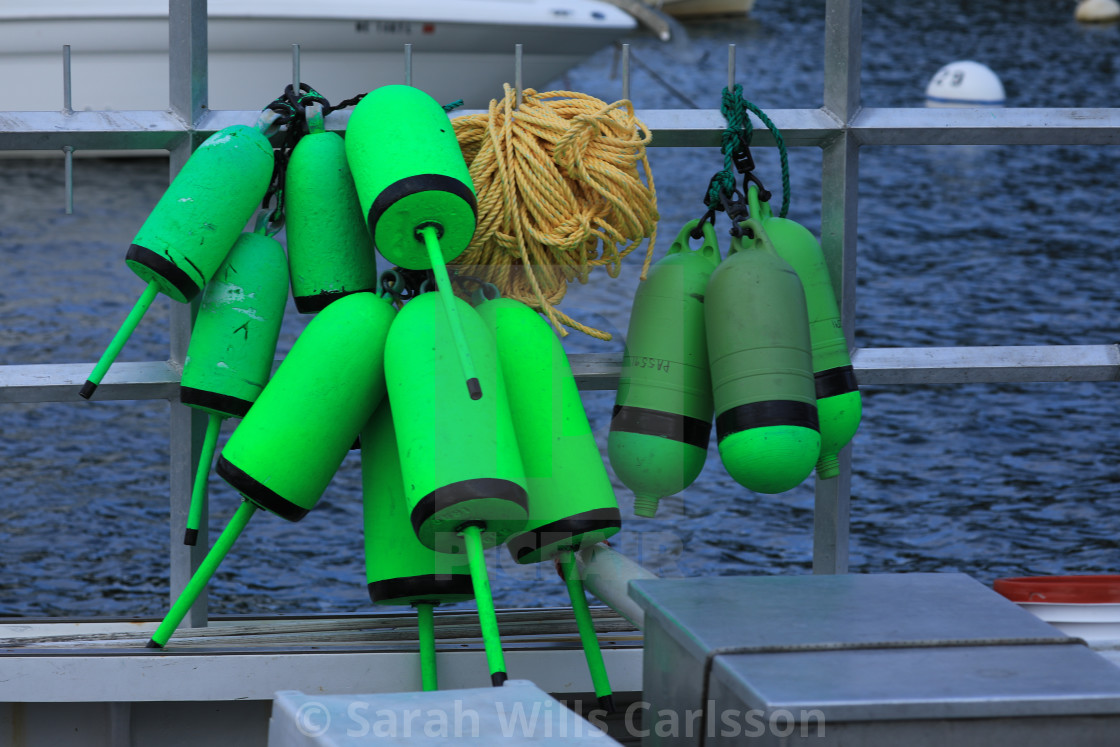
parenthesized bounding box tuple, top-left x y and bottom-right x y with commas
(630, 573, 1120, 746)
(268, 680, 621, 745)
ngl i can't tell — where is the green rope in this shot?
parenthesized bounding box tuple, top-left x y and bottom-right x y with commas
(706, 84, 792, 219)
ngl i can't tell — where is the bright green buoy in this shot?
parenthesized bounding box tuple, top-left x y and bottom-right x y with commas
(361, 403, 473, 691)
(218, 291, 395, 519)
(476, 291, 619, 709)
(608, 219, 720, 517)
(706, 219, 820, 493)
(385, 290, 527, 688)
(82, 124, 274, 399)
(345, 84, 482, 399)
(384, 291, 528, 553)
(747, 185, 861, 479)
(476, 295, 621, 565)
(147, 291, 394, 649)
(180, 229, 289, 545)
(286, 117, 378, 313)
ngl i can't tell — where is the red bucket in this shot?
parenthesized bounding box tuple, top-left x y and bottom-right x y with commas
(994, 575, 1120, 604)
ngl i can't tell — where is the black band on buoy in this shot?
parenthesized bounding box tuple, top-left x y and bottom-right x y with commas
(368, 574, 474, 605)
(410, 478, 528, 537)
(179, 387, 254, 419)
(610, 405, 712, 450)
(215, 456, 309, 522)
(293, 287, 376, 314)
(126, 244, 202, 302)
(715, 400, 819, 442)
(366, 174, 479, 240)
(814, 365, 859, 400)
(507, 507, 622, 562)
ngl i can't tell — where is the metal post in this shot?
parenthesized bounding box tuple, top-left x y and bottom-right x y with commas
(167, 0, 210, 627)
(621, 43, 631, 102)
(292, 43, 301, 95)
(404, 43, 413, 86)
(813, 0, 861, 575)
(728, 43, 736, 91)
(515, 43, 523, 108)
(62, 45, 74, 214)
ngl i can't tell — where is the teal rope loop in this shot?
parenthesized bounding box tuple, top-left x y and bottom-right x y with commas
(709, 84, 792, 219)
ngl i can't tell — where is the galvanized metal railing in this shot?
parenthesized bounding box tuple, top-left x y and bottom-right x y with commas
(2, 0, 1119, 625)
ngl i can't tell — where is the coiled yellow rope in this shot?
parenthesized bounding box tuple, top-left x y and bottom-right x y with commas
(452, 85, 659, 340)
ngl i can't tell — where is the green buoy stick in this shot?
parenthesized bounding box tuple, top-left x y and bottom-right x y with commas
(147, 500, 258, 648)
(416, 601, 438, 691)
(459, 523, 506, 686)
(80, 280, 161, 399)
(559, 549, 615, 712)
(184, 413, 224, 545)
(418, 224, 482, 400)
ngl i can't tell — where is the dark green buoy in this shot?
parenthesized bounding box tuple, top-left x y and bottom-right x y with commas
(747, 185, 861, 479)
(82, 124, 274, 399)
(608, 220, 720, 517)
(706, 219, 820, 493)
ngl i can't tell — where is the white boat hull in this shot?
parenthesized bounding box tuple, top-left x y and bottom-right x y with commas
(0, 2, 637, 112)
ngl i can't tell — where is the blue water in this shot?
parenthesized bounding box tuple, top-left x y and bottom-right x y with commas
(2, 0, 1119, 617)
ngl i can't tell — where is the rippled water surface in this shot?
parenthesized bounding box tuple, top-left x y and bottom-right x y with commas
(2, 0, 1119, 617)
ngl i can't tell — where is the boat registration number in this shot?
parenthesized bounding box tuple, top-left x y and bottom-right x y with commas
(355, 21, 436, 35)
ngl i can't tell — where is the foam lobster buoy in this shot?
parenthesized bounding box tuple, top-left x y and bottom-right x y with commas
(345, 84, 476, 269)
(362, 403, 473, 691)
(385, 290, 527, 687)
(475, 292, 619, 708)
(147, 291, 395, 649)
(385, 292, 527, 551)
(476, 294, 621, 564)
(608, 219, 720, 517)
(285, 117, 378, 313)
(218, 291, 395, 519)
(180, 228, 290, 545)
(82, 124, 274, 399)
(747, 186, 860, 480)
(345, 84, 482, 399)
(706, 219, 820, 493)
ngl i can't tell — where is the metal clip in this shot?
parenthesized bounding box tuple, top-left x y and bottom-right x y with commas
(720, 190, 750, 236)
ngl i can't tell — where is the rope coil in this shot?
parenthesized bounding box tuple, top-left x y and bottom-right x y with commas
(453, 84, 659, 340)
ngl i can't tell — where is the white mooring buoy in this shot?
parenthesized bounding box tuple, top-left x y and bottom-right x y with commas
(925, 60, 1006, 107)
(1076, 0, 1120, 23)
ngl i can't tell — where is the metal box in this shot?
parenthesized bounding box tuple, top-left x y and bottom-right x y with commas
(268, 680, 621, 745)
(630, 573, 1120, 746)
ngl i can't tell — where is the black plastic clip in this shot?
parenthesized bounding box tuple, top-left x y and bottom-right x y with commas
(730, 145, 772, 203)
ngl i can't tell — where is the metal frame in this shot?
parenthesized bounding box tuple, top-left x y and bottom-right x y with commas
(2, 0, 1119, 619)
